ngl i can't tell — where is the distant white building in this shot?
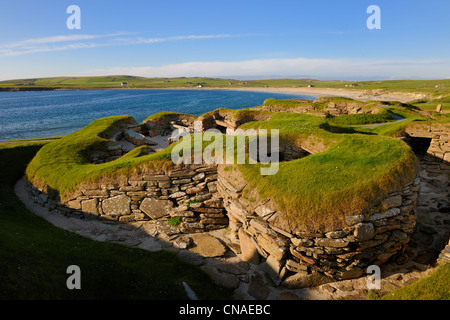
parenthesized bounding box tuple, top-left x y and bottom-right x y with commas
(121, 82, 128, 86)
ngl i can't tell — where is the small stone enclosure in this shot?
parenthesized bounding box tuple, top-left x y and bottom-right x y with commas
(26, 116, 450, 284)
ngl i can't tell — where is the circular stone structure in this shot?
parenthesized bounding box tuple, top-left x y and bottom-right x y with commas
(25, 97, 425, 283)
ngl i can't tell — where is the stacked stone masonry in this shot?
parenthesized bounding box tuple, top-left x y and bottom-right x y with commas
(27, 121, 450, 284)
(218, 172, 421, 281)
(405, 123, 450, 266)
(26, 161, 423, 282)
(27, 165, 228, 232)
(405, 123, 450, 163)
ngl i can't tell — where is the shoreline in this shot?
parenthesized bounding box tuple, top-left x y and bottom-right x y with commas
(127, 86, 431, 102)
(187, 86, 428, 103)
(3, 85, 427, 103)
(0, 86, 427, 142)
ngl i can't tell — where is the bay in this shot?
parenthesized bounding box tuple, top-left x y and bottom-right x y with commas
(0, 89, 314, 141)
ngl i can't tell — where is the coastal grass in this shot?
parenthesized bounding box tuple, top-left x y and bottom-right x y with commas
(258, 97, 404, 126)
(238, 113, 418, 231)
(326, 109, 394, 126)
(26, 107, 419, 232)
(0, 76, 236, 90)
(25, 115, 177, 198)
(144, 111, 198, 122)
(324, 101, 430, 137)
(369, 264, 450, 300)
(259, 98, 315, 109)
(2, 76, 450, 98)
(0, 142, 232, 299)
(410, 96, 450, 111)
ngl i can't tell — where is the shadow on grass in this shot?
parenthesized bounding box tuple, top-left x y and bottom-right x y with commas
(0, 143, 235, 300)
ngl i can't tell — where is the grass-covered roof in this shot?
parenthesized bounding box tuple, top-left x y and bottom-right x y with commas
(26, 97, 431, 232)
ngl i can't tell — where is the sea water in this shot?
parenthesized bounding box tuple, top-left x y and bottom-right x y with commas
(0, 89, 314, 141)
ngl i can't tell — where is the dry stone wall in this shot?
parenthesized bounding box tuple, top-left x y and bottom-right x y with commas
(23, 114, 450, 292)
(405, 123, 450, 163)
(26, 157, 422, 283)
(143, 114, 197, 137)
(217, 169, 421, 282)
(26, 165, 228, 232)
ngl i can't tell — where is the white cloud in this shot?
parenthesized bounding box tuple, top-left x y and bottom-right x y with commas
(0, 33, 241, 57)
(81, 57, 450, 80)
(125, 34, 240, 45)
(0, 32, 132, 49)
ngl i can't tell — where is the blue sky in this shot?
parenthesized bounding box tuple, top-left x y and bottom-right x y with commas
(1, 0, 449, 80)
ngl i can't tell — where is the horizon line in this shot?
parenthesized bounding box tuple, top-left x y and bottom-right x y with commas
(1, 74, 450, 83)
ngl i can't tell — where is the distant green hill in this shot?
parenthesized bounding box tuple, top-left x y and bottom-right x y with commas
(2, 76, 450, 112)
(1, 75, 450, 96)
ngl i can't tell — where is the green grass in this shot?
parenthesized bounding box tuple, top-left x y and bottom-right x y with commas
(238, 113, 417, 231)
(259, 98, 315, 109)
(144, 111, 198, 123)
(0, 142, 233, 299)
(167, 217, 183, 227)
(327, 109, 394, 126)
(25, 102, 420, 232)
(369, 264, 450, 300)
(25, 115, 178, 199)
(327, 102, 430, 137)
(258, 97, 400, 126)
(2, 76, 450, 98)
(0, 76, 237, 90)
(23, 96, 436, 232)
(410, 96, 450, 111)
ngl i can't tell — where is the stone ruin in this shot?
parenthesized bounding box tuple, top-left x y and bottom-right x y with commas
(25, 113, 450, 289)
(89, 114, 197, 164)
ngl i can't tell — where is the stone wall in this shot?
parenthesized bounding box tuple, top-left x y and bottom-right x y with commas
(26, 165, 228, 232)
(438, 237, 450, 264)
(217, 169, 421, 282)
(26, 156, 422, 283)
(143, 114, 197, 137)
(254, 97, 379, 116)
(405, 122, 450, 163)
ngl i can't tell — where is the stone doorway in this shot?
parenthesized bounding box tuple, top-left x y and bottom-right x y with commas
(404, 135, 432, 156)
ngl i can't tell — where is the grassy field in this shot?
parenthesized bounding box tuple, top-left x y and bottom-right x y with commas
(2, 75, 450, 97)
(410, 95, 450, 111)
(0, 141, 233, 299)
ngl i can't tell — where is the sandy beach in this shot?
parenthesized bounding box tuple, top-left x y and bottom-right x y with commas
(189, 86, 427, 103)
(47, 85, 428, 103)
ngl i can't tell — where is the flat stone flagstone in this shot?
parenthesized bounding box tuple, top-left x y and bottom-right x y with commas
(190, 234, 227, 258)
